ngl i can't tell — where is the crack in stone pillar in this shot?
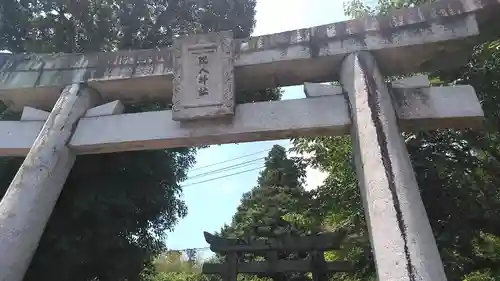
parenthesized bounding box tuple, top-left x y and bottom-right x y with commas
(339, 51, 447, 281)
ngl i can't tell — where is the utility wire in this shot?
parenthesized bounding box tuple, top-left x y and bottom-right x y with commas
(190, 143, 292, 172)
(165, 146, 295, 253)
(183, 143, 292, 187)
(188, 157, 265, 179)
(183, 166, 265, 187)
(189, 148, 271, 172)
(166, 246, 211, 252)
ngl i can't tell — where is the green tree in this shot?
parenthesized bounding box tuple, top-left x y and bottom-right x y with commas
(0, 0, 280, 280)
(221, 145, 310, 239)
(293, 1, 500, 281)
(219, 145, 315, 281)
(149, 250, 206, 281)
(154, 250, 201, 274)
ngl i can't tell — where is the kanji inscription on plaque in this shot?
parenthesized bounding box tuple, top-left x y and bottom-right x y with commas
(172, 30, 234, 121)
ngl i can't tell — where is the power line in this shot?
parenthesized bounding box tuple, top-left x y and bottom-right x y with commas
(189, 148, 271, 172)
(183, 143, 292, 187)
(166, 246, 211, 252)
(183, 166, 265, 187)
(188, 157, 265, 179)
(190, 143, 292, 172)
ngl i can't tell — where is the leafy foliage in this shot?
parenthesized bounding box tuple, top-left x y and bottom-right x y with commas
(148, 250, 207, 281)
(0, 0, 259, 53)
(154, 251, 202, 274)
(291, 137, 374, 281)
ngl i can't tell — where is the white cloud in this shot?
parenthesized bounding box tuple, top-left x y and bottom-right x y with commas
(286, 144, 328, 191)
(253, 0, 311, 36)
(304, 166, 328, 191)
(249, 0, 345, 191)
(253, 0, 348, 36)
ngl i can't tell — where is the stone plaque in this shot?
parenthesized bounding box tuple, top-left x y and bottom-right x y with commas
(172, 31, 234, 121)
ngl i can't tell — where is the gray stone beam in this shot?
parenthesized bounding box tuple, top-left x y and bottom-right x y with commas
(0, 0, 498, 111)
(304, 81, 483, 130)
(0, 84, 482, 156)
(20, 107, 50, 121)
(20, 100, 125, 121)
(303, 83, 343, 97)
(84, 100, 124, 117)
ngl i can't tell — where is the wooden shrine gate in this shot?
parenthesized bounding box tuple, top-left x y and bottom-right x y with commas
(202, 231, 353, 281)
(0, 0, 499, 280)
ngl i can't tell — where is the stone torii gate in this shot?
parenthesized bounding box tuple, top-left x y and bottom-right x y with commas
(0, 0, 499, 280)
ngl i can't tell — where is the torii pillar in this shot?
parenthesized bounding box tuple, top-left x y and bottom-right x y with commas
(340, 51, 446, 281)
(0, 84, 99, 281)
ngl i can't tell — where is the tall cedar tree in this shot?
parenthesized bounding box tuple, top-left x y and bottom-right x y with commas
(220, 145, 314, 281)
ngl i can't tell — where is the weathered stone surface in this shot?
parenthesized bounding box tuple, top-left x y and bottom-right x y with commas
(0, 53, 10, 70)
(0, 0, 498, 111)
(0, 96, 350, 156)
(304, 82, 343, 97)
(305, 81, 483, 129)
(172, 31, 235, 120)
(0, 50, 173, 111)
(70, 96, 350, 154)
(0, 84, 99, 281)
(392, 84, 483, 130)
(391, 74, 430, 88)
(340, 52, 447, 281)
(20, 107, 50, 121)
(85, 100, 124, 117)
(0, 121, 44, 156)
(0, 84, 483, 156)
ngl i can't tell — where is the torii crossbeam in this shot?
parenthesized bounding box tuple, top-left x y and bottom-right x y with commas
(0, 0, 499, 280)
(0, 0, 497, 111)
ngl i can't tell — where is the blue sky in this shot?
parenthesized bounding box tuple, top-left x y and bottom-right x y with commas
(165, 0, 349, 256)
